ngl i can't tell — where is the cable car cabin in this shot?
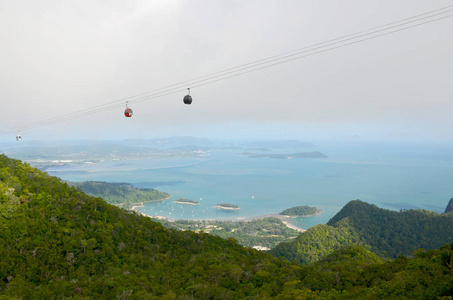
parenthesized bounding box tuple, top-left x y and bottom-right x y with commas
(183, 88, 192, 105)
(183, 94, 192, 105)
(124, 108, 133, 117)
(16, 135, 22, 141)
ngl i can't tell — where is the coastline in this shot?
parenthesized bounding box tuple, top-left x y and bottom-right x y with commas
(282, 221, 306, 232)
(133, 209, 308, 232)
(245, 213, 307, 232)
(130, 196, 171, 211)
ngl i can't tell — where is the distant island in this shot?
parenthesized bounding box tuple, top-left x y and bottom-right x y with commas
(280, 206, 322, 217)
(69, 181, 170, 209)
(174, 198, 200, 205)
(239, 151, 327, 159)
(215, 203, 240, 210)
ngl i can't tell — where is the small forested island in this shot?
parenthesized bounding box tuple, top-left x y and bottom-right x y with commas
(174, 198, 200, 205)
(214, 203, 240, 210)
(280, 205, 322, 217)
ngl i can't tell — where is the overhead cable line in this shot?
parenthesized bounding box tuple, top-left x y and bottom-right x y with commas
(191, 13, 453, 89)
(2, 5, 452, 136)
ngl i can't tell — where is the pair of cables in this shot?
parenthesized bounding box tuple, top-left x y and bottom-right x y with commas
(2, 4, 452, 136)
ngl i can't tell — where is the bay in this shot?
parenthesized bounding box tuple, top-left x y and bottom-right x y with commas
(47, 141, 453, 229)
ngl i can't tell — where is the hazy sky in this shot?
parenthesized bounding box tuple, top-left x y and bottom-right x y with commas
(1, 1, 452, 142)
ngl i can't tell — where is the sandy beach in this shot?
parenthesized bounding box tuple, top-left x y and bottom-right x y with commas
(244, 213, 307, 232)
(130, 196, 171, 211)
(281, 221, 306, 232)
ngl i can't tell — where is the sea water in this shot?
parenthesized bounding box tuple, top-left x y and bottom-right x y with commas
(47, 141, 453, 229)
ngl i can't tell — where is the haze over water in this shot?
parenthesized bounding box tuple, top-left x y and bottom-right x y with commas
(47, 140, 453, 229)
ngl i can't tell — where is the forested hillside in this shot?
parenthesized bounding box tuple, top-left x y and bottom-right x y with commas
(0, 155, 294, 298)
(1, 154, 453, 299)
(270, 200, 453, 264)
(289, 243, 453, 299)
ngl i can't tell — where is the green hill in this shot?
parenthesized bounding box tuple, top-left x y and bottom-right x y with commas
(290, 243, 453, 299)
(69, 181, 169, 207)
(270, 200, 453, 264)
(1, 154, 453, 299)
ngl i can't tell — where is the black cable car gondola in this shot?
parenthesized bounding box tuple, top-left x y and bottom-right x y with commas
(183, 88, 192, 105)
(16, 131, 22, 141)
(124, 102, 133, 117)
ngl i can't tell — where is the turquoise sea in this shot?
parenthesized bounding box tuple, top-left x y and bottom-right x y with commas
(47, 141, 453, 229)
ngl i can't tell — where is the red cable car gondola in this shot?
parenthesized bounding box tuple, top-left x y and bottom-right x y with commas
(124, 102, 133, 117)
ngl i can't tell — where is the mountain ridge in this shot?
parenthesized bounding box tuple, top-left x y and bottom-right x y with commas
(270, 199, 453, 264)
